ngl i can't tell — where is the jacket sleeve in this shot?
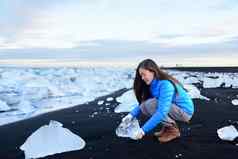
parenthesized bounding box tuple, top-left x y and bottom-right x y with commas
(129, 104, 141, 118)
(142, 80, 175, 134)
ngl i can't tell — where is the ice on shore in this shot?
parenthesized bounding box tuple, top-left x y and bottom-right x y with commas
(106, 97, 114, 101)
(116, 118, 141, 140)
(184, 84, 209, 100)
(0, 67, 133, 125)
(203, 77, 224, 88)
(217, 125, 238, 141)
(231, 99, 238, 106)
(1, 67, 238, 126)
(0, 100, 11, 111)
(18, 99, 35, 114)
(97, 100, 104, 105)
(20, 120, 86, 159)
(202, 73, 238, 88)
(115, 90, 138, 113)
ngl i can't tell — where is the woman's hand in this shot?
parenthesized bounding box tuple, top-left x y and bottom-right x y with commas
(132, 128, 145, 140)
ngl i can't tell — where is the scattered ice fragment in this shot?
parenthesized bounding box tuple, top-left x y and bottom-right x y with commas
(116, 118, 141, 140)
(106, 97, 113, 101)
(175, 153, 182, 158)
(89, 111, 99, 117)
(97, 100, 104, 105)
(20, 120, 86, 159)
(217, 125, 238, 141)
(231, 99, 238, 106)
(89, 114, 94, 118)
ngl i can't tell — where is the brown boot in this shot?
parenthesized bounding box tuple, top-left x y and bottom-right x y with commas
(158, 124, 180, 143)
(154, 126, 167, 137)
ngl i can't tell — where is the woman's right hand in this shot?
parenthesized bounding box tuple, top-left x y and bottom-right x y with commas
(122, 114, 133, 123)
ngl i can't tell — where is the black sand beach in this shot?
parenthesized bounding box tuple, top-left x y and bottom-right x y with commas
(0, 68, 238, 159)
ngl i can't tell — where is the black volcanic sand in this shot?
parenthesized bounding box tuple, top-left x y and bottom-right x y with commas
(0, 73, 238, 159)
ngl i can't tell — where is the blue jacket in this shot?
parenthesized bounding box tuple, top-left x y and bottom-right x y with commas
(130, 79, 194, 134)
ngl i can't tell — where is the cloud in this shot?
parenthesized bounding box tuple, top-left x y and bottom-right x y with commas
(0, 0, 238, 55)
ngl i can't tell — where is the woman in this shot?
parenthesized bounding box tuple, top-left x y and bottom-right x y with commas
(122, 59, 194, 143)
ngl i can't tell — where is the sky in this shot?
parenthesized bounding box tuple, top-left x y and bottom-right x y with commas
(0, 0, 238, 66)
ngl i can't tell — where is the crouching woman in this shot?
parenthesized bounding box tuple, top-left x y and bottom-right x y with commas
(122, 59, 194, 143)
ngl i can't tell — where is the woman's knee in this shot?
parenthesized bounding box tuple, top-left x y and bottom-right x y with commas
(140, 98, 157, 115)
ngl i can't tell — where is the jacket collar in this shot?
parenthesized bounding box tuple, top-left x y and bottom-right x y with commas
(150, 78, 159, 90)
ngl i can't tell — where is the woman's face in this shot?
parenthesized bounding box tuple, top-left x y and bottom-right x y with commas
(139, 68, 154, 85)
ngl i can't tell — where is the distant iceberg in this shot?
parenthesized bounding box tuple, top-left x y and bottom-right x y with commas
(20, 120, 86, 159)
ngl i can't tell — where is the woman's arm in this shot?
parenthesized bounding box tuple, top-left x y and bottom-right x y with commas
(130, 104, 141, 118)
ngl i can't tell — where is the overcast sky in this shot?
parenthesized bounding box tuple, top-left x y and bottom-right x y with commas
(0, 0, 238, 66)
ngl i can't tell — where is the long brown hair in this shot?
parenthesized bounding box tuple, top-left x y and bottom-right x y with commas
(133, 59, 182, 104)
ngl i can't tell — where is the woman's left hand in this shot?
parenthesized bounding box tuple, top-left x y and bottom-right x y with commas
(132, 128, 145, 140)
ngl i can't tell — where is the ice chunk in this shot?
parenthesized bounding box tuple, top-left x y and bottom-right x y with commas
(0, 92, 21, 105)
(106, 97, 114, 101)
(203, 77, 223, 88)
(97, 100, 104, 105)
(116, 118, 141, 140)
(115, 90, 138, 113)
(184, 84, 209, 100)
(0, 100, 11, 111)
(18, 99, 34, 114)
(114, 103, 138, 113)
(217, 125, 238, 141)
(20, 120, 86, 159)
(231, 99, 238, 106)
(22, 87, 49, 101)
